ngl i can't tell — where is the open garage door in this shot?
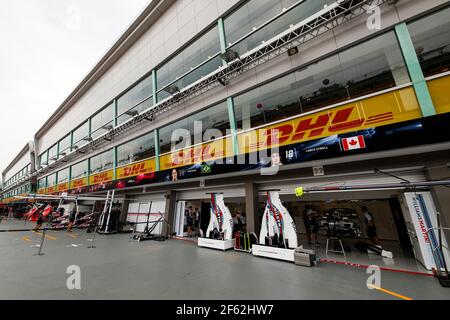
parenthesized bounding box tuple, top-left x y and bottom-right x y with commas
(256, 168, 433, 273)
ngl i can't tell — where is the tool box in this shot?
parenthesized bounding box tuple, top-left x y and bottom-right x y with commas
(294, 247, 316, 267)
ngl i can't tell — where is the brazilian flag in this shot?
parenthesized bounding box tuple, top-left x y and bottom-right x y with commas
(201, 164, 212, 174)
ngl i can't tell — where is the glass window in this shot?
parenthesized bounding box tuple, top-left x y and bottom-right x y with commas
(234, 72, 305, 130)
(157, 56, 223, 102)
(117, 132, 155, 167)
(234, 31, 409, 130)
(39, 151, 48, 168)
(224, 0, 332, 55)
(225, 0, 296, 45)
(159, 102, 230, 154)
(48, 144, 58, 163)
(339, 31, 409, 97)
(58, 134, 71, 155)
(408, 7, 450, 77)
(117, 75, 153, 125)
(89, 150, 114, 175)
(71, 160, 88, 180)
(57, 168, 69, 184)
(72, 121, 89, 149)
(47, 173, 57, 187)
(157, 26, 221, 100)
(91, 103, 114, 139)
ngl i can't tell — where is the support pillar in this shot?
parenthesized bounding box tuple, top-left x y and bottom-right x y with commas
(120, 195, 132, 225)
(395, 23, 436, 117)
(164, 190, 177, 237)
(245, 181, 260, 234)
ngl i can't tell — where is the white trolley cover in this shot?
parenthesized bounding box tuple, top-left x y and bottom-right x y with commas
(259, 191, 298, 249)
(206, 193, 234, 241)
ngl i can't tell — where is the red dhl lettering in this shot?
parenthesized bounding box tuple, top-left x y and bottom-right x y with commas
(93, 173, 110, 183)
(261, 106, 367, 148)
(73, 179, 85, 187)
(170, 144, 215, 166)
(123, 163, 149, 177)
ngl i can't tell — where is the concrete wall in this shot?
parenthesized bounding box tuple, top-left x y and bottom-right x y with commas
(3, 154, 29, 182)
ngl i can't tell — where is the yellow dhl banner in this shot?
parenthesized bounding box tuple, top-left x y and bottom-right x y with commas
(57, 182, 69, 192)
(47, 186, 57, 194)
(37, 188, 47, 195)
(116, 158, 156, 180)
(427, 75, 450, 115)
(89, 169, 114, 185)
(237, 86, 422, 154)
(160, 136, 234, 171)
(70, 177, 87, 189)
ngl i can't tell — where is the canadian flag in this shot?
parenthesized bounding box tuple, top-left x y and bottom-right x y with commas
(341, 135, 366, 151)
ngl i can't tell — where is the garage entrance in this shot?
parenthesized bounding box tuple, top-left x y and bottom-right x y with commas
(174, 186, 246, 238)
(255, 169, 433, 272)
(278, 195, 417, 270)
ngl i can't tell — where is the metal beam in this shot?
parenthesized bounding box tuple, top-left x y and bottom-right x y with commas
(395, 23, 436, 117)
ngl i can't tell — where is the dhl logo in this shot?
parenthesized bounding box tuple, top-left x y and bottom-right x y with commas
(124, 163, 146, 176)
(93, 173, 109, 183)
(116, 159, 156, 179)
(241, 106, 395, 152)
(168, 143, 226, 167)
(90, 171, 113, 184)
(262, 106, 366, 147)
(58, 183, 68, 191)
(72, 179, 86, 188)
(123, 163, 151, 176)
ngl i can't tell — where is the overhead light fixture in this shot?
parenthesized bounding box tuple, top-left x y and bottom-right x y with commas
(288, 46, 299, 56)
(74, 146, 86, 154)
(220, 49, 240, 63)
(125, 110, 139, 117)
(83, 136, 93, 142)
(163, 85, 180, 95)
(102, 124, 113, 131)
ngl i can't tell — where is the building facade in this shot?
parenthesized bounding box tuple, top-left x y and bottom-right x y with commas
(2, 0, 450, 243)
